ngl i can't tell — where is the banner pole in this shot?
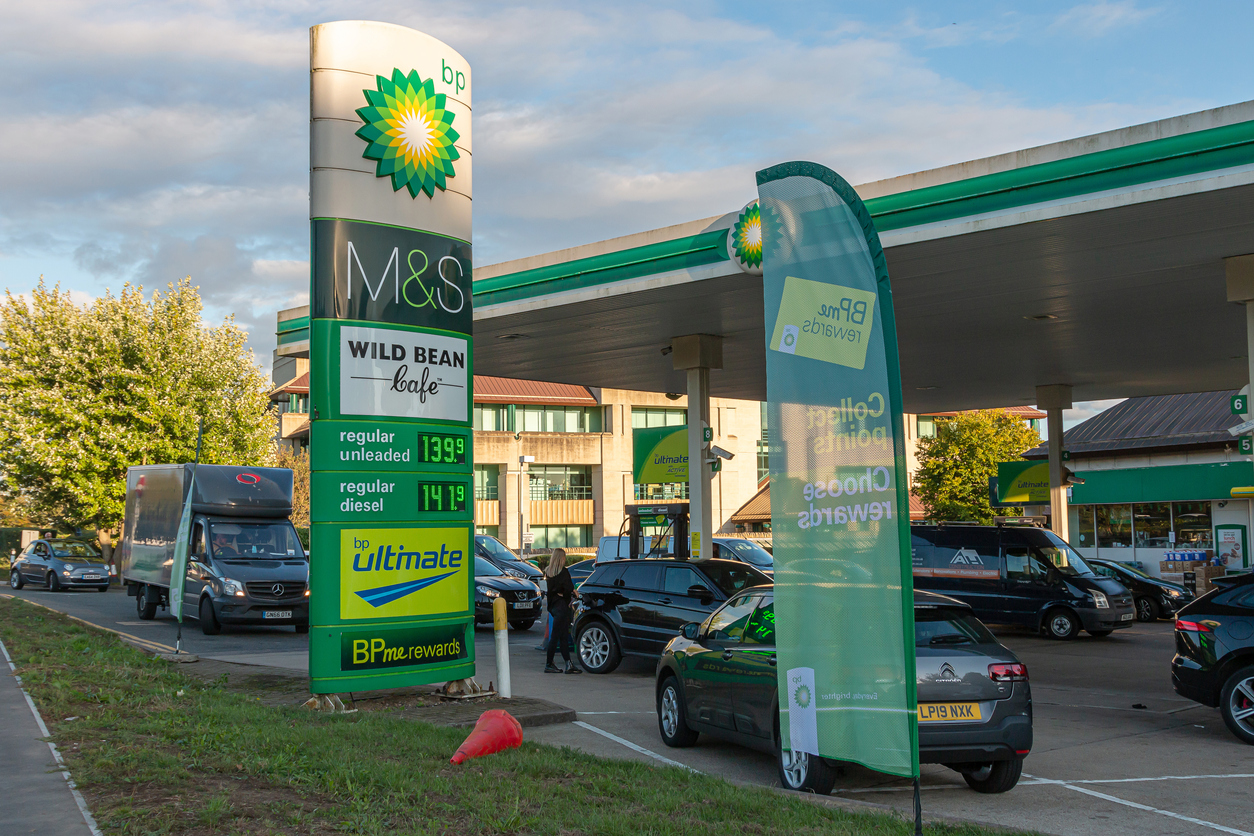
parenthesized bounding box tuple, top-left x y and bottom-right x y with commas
(175, 420, 204, 657)
(913, 777, 923, 835)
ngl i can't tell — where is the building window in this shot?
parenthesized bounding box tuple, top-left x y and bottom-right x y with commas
(1133, 503, 1171, 548)
(529, 465, 592, 500)
(758, 402, 769, 482)
(1172, 502, 1213, 549)
(917, 416, 936, 438)
(473, 404, 507, 431)
(475, 525, 499, 537)
(631, 407, 688, 429)
(1095, 504, 1133, 549)
(474, 465, 499, 501)
(511, 405, 601, 433)
(530, 525, 591, 549)
(633, 483, 689, 501)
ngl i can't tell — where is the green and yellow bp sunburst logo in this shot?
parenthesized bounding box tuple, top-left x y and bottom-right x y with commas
(732, 201, 764, 269)
(793, 684, 812, 709)
(355, 69, 461, 199)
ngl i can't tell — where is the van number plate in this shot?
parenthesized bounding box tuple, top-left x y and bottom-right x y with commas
(1120, 613, 1134, 621)
(917, 702, 982, 722)
(263, 611, 292, 619)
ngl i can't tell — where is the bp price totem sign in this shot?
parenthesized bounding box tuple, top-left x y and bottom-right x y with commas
(758, 162, 918, 779)
(308, 21, 474, 693)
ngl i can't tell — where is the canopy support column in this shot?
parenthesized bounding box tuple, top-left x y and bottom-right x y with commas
(1037, 384, 1073, 541)
(672, 334, 722, 560)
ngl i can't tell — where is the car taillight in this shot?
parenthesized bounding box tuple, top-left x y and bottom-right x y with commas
(1175, 619, 1213, 633)
(988, 663, 1028, 682)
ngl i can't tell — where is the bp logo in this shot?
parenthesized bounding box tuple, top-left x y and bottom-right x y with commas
(730, 200, 764, 273)
(793, 683, 812, 709)
(355, 69, 461, 199)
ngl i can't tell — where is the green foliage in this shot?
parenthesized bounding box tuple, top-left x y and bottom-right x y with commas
(914, 410, 1041, 523)
(0, 278, 273, 533)
(270, 444, 310, 529)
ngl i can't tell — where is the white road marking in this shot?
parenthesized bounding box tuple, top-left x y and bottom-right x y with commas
(1, 638, 104, 836)
(571, 721, 701, 773)
(1024, 773, 1254, 836)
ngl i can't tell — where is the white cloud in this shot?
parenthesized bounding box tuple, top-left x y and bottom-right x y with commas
(1051, 2, 1158, 38)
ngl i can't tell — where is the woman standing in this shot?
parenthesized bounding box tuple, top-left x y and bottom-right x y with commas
(543, 548, 581, 674)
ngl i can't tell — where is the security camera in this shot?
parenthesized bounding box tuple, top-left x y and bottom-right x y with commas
(710, 445, 734, 461)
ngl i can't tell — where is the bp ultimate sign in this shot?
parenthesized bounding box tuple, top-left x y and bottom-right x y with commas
(308, 20, 474, 693)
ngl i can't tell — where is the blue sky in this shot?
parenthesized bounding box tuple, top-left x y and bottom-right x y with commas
(0, 1, 1249, 427)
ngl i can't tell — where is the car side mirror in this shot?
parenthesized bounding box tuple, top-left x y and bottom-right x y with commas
(681, 622, 700, 640)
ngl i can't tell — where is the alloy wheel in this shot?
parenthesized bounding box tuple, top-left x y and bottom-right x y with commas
(1137, 598, 1154, 621)
(660, 686, 680, 739)
(1229, 675, 1254, 737)
(780, 749, 809, 788)
(579, 626, 610, 669)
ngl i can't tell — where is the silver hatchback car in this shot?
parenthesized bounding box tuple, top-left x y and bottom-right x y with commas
(10, 539, 111, 592)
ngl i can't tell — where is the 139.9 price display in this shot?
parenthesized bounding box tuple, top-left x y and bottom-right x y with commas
(417, 431, 467, 465)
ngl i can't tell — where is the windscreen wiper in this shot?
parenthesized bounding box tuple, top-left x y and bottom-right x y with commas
(928, 634, 974, 645)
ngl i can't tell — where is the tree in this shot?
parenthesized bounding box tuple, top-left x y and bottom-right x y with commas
(271, 444, 310, 531)
(914, 410, 1041, 523)
(0, 278, 274, 557)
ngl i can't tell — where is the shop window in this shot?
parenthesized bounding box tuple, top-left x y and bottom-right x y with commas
(510, 405, 600, 433)
(529, 465, 592, 500)
(917, 416, 936, 438)
(529, 525, 591, 549)
(1172, 502, 1213, 549)
(1074, 506, 1096, 548)
(474, 465, 499, 501)
(1095, 505, 1133, 549)
(1133, 503, 1171, 548)
(633, 483, 689, 501)
(473, 404, 506, 431)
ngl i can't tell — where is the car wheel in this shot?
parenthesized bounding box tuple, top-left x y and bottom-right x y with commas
(1135, 596, 1158, 622)
(961, 758, 1023, 793)
(777, 744, 837, 794)
(47, 572, 62, 592)
(657, 676, 698, 747)
(294, 624, 309, 634)
(510, 619, 536, 631)
(199, 596, 221, 636)
(1220, 665, 1254, 745)
(9, 568, 24, 589)
(1043, 608, 1079, 640)
(136, 586, 158, 620)
(577, 622, 621, 674)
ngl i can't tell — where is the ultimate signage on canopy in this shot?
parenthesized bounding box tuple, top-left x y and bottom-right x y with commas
(308, 21, 474, 694)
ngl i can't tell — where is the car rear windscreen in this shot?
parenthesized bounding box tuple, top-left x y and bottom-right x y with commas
(915, 606, 997, 647)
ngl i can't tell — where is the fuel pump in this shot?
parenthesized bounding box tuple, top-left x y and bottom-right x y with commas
(618, 503, 690, 559)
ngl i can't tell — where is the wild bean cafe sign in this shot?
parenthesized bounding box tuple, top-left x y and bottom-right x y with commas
(308, 21, 474, 694)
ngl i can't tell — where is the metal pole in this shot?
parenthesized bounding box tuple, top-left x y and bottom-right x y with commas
(1047, 407, 1069, 541)
(913, 776, 923, 835)
(687, 366, 713, 559)
(492, 597, 511, 698)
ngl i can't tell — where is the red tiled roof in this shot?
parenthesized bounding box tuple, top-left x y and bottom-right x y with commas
(473, 376, 597, 406)
(269, 372, 309, 399)
(924, 406, 1046, 419)
(909, 491, 926, 519)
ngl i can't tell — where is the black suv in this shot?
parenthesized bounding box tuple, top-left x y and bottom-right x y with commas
(1171, 573, 1254, 744)
(656, 587, 1032, 794)
(911, 523, 1134, 639)
(1088, 558, 1192, 622)
(572, 558, 771, 673)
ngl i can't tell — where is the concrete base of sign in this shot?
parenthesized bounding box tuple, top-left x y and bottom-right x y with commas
(438, 678, 494, 699)
(156, 652, 199, 664)
(302, 694, 358, 713)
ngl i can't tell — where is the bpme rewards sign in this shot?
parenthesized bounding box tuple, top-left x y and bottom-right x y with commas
(308, 21, 474, 693)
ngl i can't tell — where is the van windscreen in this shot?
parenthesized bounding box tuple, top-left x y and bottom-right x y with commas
(1025, 530, 1095, 577)
(210, 523, 304, 560)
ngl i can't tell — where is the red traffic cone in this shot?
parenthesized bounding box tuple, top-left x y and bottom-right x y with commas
(450, 709, 524, 764)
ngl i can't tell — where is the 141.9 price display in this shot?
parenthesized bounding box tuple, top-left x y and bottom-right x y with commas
(417, 431, 467, 465)
(418, 481, 468, 513)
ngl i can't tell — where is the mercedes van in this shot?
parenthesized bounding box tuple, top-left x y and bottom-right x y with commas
(910, 523, 1134, 639)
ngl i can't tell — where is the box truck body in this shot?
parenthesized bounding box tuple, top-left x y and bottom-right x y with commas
(119, 464, 309, 633)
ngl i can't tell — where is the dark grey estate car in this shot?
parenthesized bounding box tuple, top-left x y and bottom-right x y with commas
(9, 539, 110, 592)
(655, 586, 1032, 794)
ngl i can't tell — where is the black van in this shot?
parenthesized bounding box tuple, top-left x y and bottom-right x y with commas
(910, 523, 1134, 639)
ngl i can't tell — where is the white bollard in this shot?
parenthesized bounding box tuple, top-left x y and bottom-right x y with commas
(493, 597, 511, 699)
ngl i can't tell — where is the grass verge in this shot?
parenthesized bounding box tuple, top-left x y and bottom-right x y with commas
(0, 596, 1029, 836)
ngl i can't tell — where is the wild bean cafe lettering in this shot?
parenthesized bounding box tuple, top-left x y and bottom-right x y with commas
(339, 324, 468, 422)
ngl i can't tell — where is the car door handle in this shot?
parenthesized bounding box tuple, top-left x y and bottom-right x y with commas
(722, 650, 734, 660)
(658, 598, 672, 605)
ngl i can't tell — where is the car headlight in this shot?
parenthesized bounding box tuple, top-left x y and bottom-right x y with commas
(222, 578, 245, 597)
(475, 585, 500, 599)
(503, 567, 528, 579)
(1166, 589, 1182, 598)
(1089, 590, 1109, 609)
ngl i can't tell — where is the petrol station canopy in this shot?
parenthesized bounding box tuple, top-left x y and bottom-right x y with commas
(467, 101, 1254, 414)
